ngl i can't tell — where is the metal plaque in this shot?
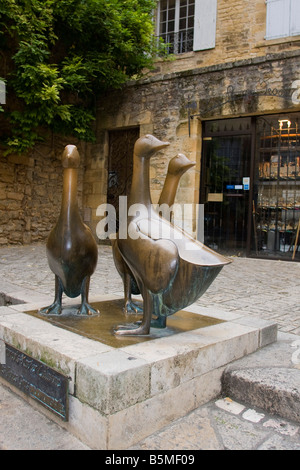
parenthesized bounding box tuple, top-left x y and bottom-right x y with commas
(0, 343, 69, 421)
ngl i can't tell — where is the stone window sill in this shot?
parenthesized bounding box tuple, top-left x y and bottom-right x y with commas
(256, 35, 300, 48)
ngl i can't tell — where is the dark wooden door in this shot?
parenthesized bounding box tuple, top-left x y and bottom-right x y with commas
(107, 127, 140, 226)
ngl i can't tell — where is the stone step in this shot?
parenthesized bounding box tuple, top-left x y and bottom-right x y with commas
(221, 367, 300, 424)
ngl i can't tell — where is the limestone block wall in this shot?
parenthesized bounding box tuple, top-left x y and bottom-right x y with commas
(153, 0, 300, 76)
(0, 140, 85, 245)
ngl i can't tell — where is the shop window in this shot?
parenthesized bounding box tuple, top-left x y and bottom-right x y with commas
(156, 0, 217, 54)
(254, 114, 300, 260)
(266, 0, 300, 40)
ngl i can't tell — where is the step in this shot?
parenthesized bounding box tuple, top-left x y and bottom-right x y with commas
(222, 367, 300, 424)
(221, 333, 300, 424)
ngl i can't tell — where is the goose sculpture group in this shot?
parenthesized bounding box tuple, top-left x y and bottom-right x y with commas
(113, 135, 231, 336)
(40, 136, 230, 337)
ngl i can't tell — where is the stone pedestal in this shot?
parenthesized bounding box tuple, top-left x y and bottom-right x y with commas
(0, 294, 277, 450)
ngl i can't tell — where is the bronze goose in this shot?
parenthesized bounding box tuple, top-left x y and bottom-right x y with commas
(40, 145, 99, 316)
(112, 152, 195, 314)
(158, 153, 196, 208)
(114, 134, 231, 336)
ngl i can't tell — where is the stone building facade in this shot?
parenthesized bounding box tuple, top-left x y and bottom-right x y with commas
(1, 0, 300, 260)
(92, 0, 300, 260)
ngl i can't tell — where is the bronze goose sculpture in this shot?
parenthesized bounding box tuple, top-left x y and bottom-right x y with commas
(114, 134, 231, 336)
(158, 153, 196, 208)
(40, 145, 99, 316)
(112, 152, 195, 314)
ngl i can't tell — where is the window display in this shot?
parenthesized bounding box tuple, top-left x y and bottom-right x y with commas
(254, 114, 300, 259)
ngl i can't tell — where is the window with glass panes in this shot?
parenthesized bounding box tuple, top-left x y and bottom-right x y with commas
(158, 0, 195, 54)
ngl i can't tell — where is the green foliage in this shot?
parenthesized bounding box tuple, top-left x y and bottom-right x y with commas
(0, 0, 161, 153)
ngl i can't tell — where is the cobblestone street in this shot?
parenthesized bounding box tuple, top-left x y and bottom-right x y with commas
(0, 242, 299, 335)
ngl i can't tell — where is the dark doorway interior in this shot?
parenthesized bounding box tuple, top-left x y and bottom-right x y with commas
(201, 118, 252, 255)
(107, 127, 140, 228)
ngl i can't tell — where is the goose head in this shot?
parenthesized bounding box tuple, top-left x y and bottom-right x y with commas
(167, 153, 196, 176)
(62, 145, 80, 169)
(134, 134, 170, 159)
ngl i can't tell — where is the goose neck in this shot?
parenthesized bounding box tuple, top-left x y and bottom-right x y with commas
(158, 173, 179, 207)
(129, 155, 152, 208)
(60, 168, 80, 223)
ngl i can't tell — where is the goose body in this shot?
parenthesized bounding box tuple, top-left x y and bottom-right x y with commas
(114, 135, 231, 336)
(112, 152, 195, 314)
(40, 145, 99, 316)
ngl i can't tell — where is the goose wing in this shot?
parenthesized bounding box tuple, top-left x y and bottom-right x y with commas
(118, 223, 179, 294)
(137, 217, 231, 267)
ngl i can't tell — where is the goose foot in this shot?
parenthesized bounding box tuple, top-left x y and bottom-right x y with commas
(77, 302, 99, 316)
(39, 301, 62, 316)
(114, 324, 150, 336)
(134, 315, 167, 328)
(78, 277, 99, 315)
(123, 300, 143, 314)
(115, 288, 152, 336)
(40, 275, 63, 315)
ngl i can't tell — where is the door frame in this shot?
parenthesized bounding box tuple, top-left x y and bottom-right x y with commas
(200, 116, 256, 256)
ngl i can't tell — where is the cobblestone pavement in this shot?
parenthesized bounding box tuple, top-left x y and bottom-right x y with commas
(0, 242, 299, 335)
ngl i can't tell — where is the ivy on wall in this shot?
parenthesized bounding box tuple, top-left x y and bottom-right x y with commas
(0, 0, 163, 153)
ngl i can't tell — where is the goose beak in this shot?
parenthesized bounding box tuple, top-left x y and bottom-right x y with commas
(146, 134, 170, 153)
(177, 153, 196, 168)
(134, 134, 170, 158)
(168, 154, 196, 175)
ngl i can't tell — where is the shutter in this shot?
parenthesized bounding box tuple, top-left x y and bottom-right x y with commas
(193, 0, 217, 51)
(265, 0, 290, 39)
(290, 0, 300, 36)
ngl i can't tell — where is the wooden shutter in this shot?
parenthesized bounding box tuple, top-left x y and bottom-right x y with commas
(290, 0, 300, 36)
(265, 0, 290, 39)
(193, 0, 217, 51)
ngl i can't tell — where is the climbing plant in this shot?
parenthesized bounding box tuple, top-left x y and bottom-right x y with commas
(0, 0, 163, 153)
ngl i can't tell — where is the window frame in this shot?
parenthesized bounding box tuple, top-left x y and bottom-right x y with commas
(156, 0, 195, 54)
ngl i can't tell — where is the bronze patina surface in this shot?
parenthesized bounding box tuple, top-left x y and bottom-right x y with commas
(40, 145, 99, 317)
(112, 135, 231, 336)
(26, 299, 224, 348)
(111, 153, 195, 315)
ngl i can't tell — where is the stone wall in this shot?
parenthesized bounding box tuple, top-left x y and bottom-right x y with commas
(0, 139, 85, 245)
(93, 50, 300, 237)
(152, 0, 300, 76)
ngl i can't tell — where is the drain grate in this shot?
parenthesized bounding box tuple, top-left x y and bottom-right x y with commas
(0, 293, 24, 307)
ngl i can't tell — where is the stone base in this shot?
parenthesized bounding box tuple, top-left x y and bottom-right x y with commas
(0, 294, 277, 450)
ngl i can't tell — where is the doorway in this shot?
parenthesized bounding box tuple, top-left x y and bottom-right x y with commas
(200, 118, 252, 255)
(107, 127, 140, 228)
